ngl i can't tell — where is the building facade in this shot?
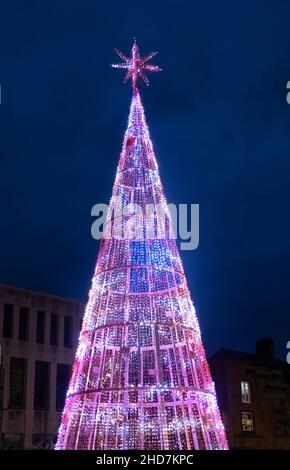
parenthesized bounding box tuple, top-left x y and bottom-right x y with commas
(2, 281, 289, 452)
(209, 338, 290, 449)
(0, 283, 83, 449)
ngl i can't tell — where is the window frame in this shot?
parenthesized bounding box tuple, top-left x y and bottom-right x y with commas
(3, 304, 14, 339)
(241, 380, 251, 404)
(9, 357, 26, 409)
(34, 360, 50, 410)
(50, 313, 59, 346)
(56, 363, 71, 411)
(241, 411, 255, 433)
(18, 307, 29, 341)
(36, 310, 46, 344)
(63, 316, 73, 348)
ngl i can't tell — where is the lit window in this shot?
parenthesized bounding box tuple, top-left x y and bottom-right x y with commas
(241, 381, 251, 403)
(241, 411, 254, 432)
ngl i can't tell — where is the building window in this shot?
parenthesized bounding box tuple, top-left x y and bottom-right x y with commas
(63, 316, 73, 348)
(18, 307, 29, 341)
(2, 433, 24, 449)
(32, 433, 56, 450)
(9, 357, 26, 408)
(241, 411, 254, 432)
(241, 381, 251, 403)
(50, 314, 59, 346)
(3, 304, 14, 338)
(56, 364, 71, 411)
(34, 361, 50, 410)
(36, 311, 45, 344)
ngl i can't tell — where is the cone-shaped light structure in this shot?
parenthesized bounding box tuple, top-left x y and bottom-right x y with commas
(55, 41, 228, 450)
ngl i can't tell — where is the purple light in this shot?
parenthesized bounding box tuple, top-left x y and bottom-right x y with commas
(55, 41, 228, 451)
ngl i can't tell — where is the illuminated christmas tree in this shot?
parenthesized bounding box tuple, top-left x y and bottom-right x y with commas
(55, 40, 228, 450)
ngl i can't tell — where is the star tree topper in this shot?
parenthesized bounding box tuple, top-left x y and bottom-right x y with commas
(111, 39, 161, 89)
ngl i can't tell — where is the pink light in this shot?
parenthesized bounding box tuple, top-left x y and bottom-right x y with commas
(111, 39, 161, 89)
(55, 42, 228, 451)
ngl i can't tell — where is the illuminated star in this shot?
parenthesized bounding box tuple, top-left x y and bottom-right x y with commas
(111, 39, 161, 89)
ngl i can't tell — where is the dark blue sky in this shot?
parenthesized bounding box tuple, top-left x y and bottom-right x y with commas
(1, 1, 290, 359)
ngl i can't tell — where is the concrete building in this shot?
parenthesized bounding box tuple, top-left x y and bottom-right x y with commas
(209, 338, 290, 449)
(0, 283, 83, 449)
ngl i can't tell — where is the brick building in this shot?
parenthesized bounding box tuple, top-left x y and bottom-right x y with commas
(209, 338, 290, 449)
(0, 283, 83, 449)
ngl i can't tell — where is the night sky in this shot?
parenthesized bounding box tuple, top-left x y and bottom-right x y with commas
(1, 1, 290, 359)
